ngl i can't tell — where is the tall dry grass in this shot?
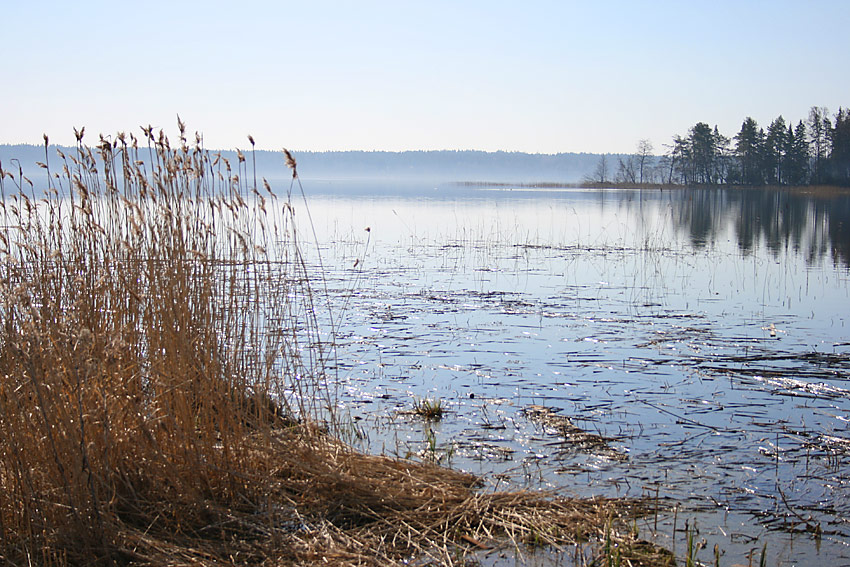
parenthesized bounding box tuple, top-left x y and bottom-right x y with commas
(0, 123, 332, 564)
(0, 125, 674, 566)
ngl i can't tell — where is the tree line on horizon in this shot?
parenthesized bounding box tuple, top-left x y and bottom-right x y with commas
(596, 106, 850, 187)
(4, 108, 849, 187)
(0, 144, 602, 185)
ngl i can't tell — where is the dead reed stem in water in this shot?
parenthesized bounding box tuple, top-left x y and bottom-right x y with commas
(0, 126, 673, 566)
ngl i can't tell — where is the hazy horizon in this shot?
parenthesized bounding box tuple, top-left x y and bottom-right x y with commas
(0, 144, 610, 184)
(0, 142, 612, 156)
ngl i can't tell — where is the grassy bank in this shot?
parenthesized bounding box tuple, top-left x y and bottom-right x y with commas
(0, 125, 673, 566)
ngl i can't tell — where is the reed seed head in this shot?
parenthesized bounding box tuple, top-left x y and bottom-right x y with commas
(283, 148, 298, 178)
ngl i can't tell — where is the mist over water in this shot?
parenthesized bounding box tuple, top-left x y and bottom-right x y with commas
(293, 181, 850, 565)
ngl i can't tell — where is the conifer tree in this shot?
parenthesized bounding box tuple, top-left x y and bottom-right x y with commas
(808, 106, 832, 184)
(785, 120, 809, 186)
(830, 108, 850, 186)
(765, 116, 788, 184)
(734, 117, 764, 185)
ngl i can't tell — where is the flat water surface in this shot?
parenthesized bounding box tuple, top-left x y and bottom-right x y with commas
(293, 182, 850, 565)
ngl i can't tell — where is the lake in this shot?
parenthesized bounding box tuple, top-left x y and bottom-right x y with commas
(290, 181, 850, 566)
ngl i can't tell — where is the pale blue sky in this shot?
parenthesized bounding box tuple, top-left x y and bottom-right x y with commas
(3, 1, 848, 154)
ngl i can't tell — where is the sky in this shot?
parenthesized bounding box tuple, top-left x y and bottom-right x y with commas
(3, 1, 849, 154)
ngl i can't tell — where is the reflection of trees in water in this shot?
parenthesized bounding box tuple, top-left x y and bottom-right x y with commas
(828, 197, 850, 267)
(670, 188, 850, 268)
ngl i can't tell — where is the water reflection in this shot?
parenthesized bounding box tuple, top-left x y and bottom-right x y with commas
(670, 187, 850, 268)
(302, 182, 850, 268)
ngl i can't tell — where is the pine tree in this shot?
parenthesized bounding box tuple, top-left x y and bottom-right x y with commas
(669, 135, 691, 184)
(830, 108, 850, 186)
(734, 117, 764, 185)
(808, 106, 832, 184)
(784, 121, 810, 186)
(765, 116, 788, 184)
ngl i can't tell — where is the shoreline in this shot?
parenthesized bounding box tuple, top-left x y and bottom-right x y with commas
(455, 180, 850, 194)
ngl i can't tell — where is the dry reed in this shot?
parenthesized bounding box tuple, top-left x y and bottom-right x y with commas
(0, 125, 673, 566)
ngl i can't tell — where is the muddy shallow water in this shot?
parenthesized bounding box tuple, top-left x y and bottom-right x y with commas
(291, 182, 850, 565)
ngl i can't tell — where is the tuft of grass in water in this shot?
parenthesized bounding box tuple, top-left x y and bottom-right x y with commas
(413, 397, 445, 420)
(685, 520, 707, 567)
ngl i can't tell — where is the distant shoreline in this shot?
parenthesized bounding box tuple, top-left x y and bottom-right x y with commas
(456, 180, 850, 194)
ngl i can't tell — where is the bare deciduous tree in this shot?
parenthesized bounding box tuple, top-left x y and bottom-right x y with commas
(593, 154, 610, 183)
(636, 139, 653, 183)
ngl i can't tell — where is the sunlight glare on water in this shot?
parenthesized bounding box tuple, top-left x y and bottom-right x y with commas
(288, 181, 850, 566)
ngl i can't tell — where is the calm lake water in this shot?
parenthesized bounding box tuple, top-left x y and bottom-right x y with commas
(291, 181, 850, 566)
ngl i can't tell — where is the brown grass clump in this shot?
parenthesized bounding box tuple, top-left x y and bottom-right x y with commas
(0, 125, 673, 566)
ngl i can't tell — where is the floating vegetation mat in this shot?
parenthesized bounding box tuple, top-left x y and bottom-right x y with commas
(523, 405, 628, 462)
(112, 432, 674, 566)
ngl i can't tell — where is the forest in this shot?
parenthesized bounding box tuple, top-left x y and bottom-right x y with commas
(606, 106, 850, 187)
